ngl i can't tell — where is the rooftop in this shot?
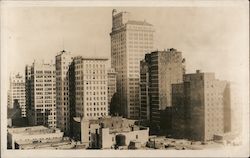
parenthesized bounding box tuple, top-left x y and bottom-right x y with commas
(127, 20, 153, 26)
(73, 56, 109, 61)
(16, 139, 74, 149)
(8, 126, 61, 135)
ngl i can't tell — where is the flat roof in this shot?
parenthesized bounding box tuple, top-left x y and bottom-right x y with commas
(73, 56, 109, 61)
(17, 139, 73, 149)
(8, 126, 61, 135)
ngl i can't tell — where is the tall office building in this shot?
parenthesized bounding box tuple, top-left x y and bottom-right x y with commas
(172, 70, 231, 141)
(7, 73, 26, 117)
(140, 49, 185, 125)
(69, 56, 109, 119)
(110, 9, 154, 119)
(25, 60, 57, 128)
(55, 50, 73, 135)
(107, 68, 117, 115)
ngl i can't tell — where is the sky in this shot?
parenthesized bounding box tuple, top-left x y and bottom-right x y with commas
(2, 6, 249, 87)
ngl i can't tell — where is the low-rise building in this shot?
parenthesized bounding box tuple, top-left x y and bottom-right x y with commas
(72, 116, 149, 149)
(7, 126, 63, 149)
(15, 137, 76, 149)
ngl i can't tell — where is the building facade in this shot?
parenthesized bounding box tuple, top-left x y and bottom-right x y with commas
(139, 60, 150, 120)
(70, 57, 109, 119)
(110, 9, 155, 119)
(172, 70, 231, 141)
(25, 61, 57, 128)
(107, 68, 117, 115)
(140, 49, 185, 126)
(7, 73, 26, 117)
(171, 83, 187, 138)
(55, 50, 73, 135)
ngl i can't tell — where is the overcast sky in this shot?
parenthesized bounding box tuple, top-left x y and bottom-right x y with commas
(2, 6, 249, 86)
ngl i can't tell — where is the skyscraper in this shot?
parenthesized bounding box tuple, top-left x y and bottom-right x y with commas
(55, 50, 73, 135)
(110, 9, 154, 119)
(69, 56, 109, 119)
(25, 60, 57, 128)
(140, 49, 185, 126)
(8, 73, 26, 117)
(172, 70, 231, 141)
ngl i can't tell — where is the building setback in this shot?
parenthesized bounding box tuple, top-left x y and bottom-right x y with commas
(172, 70, 231, 141)
(110, 9, 155, 119)
(69, 57, 109, 119)
(55, 50, 73, 135)
(8, 73, 26, 117)
(107, 68, 117, 115)
(140, 49, 185, 126)
(25, 61, 57, 128)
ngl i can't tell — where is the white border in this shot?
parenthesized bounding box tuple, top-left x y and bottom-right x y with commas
(1, 0, 248, 7)
(1, 0, 249, 157)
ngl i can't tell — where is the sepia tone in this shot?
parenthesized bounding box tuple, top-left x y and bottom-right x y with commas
(1, 1, 249, 158)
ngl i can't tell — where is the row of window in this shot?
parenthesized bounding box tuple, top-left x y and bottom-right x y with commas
(75, 86, 107, 90)
(35, 92, 55, 95)
(86, 96, 107, 101)
(36, 96, 53, 99)
(11, 93, 25, 96)
(11, 83, 25, 86)
(86, 107, 106, 111)
(86, 91, 106, 95)
(86, 112, 106, 117)
(36, 104, 55, 107)
(86, 102, 106, 106)
(36, 100, 54, 103)
(11, 89, 25, 92)
(36, 70, 55, 74)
